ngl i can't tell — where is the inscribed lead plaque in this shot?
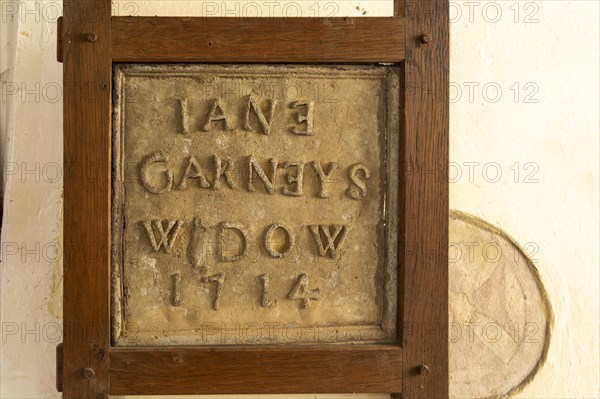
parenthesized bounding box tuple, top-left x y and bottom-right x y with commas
(112, 64, 399, 345)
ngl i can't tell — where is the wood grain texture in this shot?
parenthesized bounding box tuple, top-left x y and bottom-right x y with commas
(110, 345, 402, 395)
(60, 6, 447, 397)
(394, 0, 404, 17)
(111, 17, 404, 62)
(397, 0, 449, 398)
(62, 0, 111, 398)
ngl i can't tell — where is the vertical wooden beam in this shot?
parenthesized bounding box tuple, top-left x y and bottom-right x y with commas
(399, 0, 449, 397)
(62, 0, 111, 397)
(394, 0, 403, 17)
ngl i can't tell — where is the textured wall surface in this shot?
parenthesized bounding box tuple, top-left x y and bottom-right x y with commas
(449, 2, 599, 397)
(1, 1, 598, 398)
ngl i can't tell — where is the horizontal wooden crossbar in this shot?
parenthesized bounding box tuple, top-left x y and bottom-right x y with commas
(58, 17, 405, 63)
(112, 17, 405, 62)
(110, 345, 403, 395)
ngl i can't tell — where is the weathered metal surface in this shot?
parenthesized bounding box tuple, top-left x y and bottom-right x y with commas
(112, 64, 399, 345)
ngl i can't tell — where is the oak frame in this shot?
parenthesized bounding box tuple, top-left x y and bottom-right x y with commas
(61, 1, 448, 397)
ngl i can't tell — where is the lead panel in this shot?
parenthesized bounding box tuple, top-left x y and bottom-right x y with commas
(111, 64, 400, 346)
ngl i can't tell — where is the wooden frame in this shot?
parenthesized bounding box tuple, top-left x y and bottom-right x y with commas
(61, 1, 448, 397)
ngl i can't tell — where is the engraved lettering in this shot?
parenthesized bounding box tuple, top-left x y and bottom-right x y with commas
(244, 94, 277, 135)
(311, 161, 338, 198)
(178, 155, 210, 190)
(219, 221, 249, 262)
(290, 101, 314, 136)
(258, 273, 274, 307)
(248, 156, 278, 194)
(264, 223, 296, 258)
(201, 273, 225, 310)
(113, 64, 399, 346)
(140, 151, 173, 194)
(308, 224, 350, 259)
(142, 219, 184, 253)
(188, 218, 208, 272)
(179, 98, 189, 135)
(213, 155, 238, 190)
(202, 98, 233, 131)
(282, 162, 304, 196)
(137, 152, 377, 199)
(172, 272, 182, 306)
(347, 163, 371, 200)
(288, 273, 321, 309)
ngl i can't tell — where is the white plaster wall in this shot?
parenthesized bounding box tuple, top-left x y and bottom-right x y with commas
(0, 1, 598, 398)
(449, 2, 599, 397)
(450, 1, 600, 398)
(1, 0, 64, 397)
